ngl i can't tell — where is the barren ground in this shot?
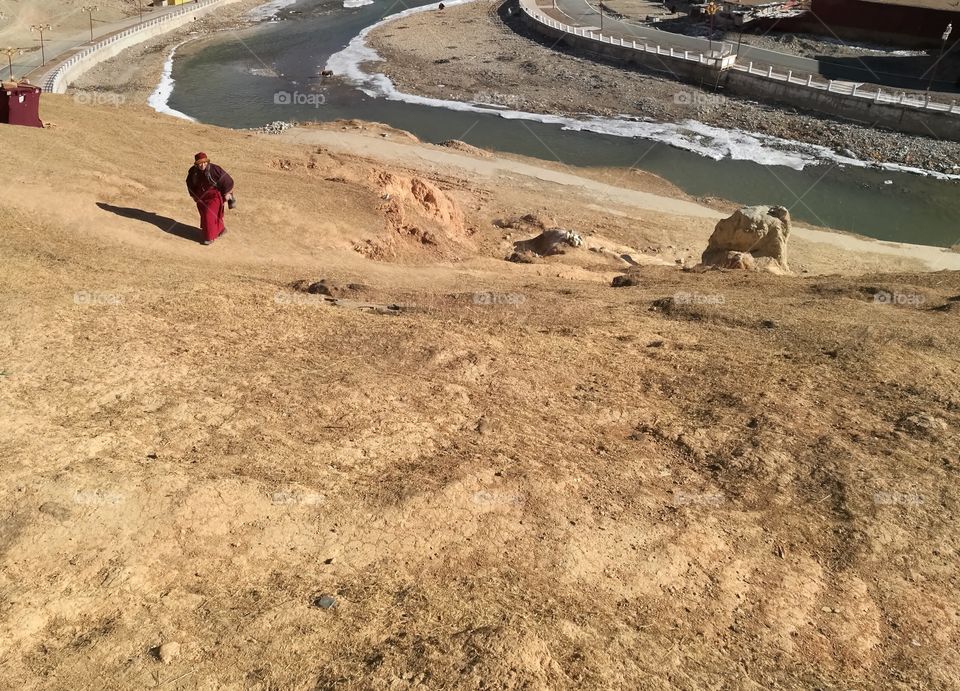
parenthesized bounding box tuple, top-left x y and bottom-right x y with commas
(1, 96, 959, 689)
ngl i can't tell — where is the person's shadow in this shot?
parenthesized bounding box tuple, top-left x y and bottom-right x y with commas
(96, 202, 201, 243)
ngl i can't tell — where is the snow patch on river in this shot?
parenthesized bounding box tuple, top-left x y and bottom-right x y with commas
(249, 0, 299, 21)
(147, 43, 196, 122)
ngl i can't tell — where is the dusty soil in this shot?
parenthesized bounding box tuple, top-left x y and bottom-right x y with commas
(1, 94, 959, 689)
(365, 0, 960, 174)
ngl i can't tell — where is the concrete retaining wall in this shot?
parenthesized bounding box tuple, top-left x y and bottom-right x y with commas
(720, 70, 960, 140)
(44, 0, 246, 94)
(518, 12, 718, 83)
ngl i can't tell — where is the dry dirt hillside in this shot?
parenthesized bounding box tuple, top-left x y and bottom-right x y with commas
(1, 97, 959, 689)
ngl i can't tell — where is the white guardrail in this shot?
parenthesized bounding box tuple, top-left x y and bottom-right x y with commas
(519, 0, 960, 115)
(41, 0, 228, 93)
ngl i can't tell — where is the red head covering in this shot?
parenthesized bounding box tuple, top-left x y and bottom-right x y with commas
(194, 152, 209, 163)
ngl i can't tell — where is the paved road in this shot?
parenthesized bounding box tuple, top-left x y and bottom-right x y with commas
(548, 0, 955, 92)
(1, 4, 187, 81)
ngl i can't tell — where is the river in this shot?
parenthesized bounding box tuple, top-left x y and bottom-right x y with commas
(163, 0, 959, 248)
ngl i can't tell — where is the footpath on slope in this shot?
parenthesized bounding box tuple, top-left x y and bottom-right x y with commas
(282, 125, 960, 272)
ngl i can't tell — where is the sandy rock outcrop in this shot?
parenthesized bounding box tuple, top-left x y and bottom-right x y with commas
(512, 228, 583, 257)
(701, 205, 791, 273)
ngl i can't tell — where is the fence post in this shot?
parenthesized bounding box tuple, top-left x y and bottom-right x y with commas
(684, 50, 688, 59)
(748, 61, 753, 73)
(768, 66, 773, 77)
(875, 89, 882, 102)
(806, 74, 812, 86)
(787, 70, 792, 82)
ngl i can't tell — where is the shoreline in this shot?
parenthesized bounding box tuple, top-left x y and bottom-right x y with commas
(147, 41, 197, 121)
(70, 0, 292, 103)
(285, 123, 960, 272)
(359, 0, 960, 179)
(69, 0, 960, 262)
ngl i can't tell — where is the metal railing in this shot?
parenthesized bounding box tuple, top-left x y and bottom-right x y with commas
(734, 61, 960, 113)
(519, 0, 960, 115)
(41, 0, 227, 93)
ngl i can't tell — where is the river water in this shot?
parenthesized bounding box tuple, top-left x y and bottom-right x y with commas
(165, 0, 960, 248)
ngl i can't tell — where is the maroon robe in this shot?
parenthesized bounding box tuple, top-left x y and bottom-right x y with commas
(186, 163, 234, 242)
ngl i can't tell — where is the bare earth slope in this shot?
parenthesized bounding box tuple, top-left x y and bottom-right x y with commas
(1, 97, 959, 689)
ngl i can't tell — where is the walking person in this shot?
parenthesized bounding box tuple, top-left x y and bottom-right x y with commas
(186, 152, 235, 245)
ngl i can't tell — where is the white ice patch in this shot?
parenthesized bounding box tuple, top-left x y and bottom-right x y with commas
(326, 0, 960, 179)
(249, 67, 281, 77)
(249, 0, 299, 21)
(344, 0, 374, 7)
(147, 42, 196, 122)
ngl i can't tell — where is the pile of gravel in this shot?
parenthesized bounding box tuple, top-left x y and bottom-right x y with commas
(252, 121, 295, 135)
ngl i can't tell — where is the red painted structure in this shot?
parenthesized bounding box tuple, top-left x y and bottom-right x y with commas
(761, 0, 960, 47)
(0, 83, 43, 128)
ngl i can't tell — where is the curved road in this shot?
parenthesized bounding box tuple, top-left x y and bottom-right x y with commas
(548, 0, 954, 92)
(0, 4, 187, 81)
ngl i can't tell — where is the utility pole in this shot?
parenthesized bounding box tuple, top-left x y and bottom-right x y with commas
(927, 22, 952, 95)
(705, 1, 720, 55)
(82, 6, 99, 43)
(30, 25, 52, 66)
(2, 47, 21, 79)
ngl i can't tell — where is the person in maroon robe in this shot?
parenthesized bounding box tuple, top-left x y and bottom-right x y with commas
(186, 152, 234, 245)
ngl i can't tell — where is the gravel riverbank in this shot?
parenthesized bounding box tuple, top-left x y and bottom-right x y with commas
(365, 0, 960, 176)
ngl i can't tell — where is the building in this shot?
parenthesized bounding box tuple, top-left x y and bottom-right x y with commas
(679, 0, 808, 28)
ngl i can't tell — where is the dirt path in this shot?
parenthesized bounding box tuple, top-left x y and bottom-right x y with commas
(285, 125, 960, 271)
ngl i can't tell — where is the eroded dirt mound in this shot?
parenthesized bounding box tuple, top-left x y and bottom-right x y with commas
(494, 212, 557, 232)
(438, 140, 493, 158)
(358, 171, 472, 261)
(324, 119, 421, 142)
